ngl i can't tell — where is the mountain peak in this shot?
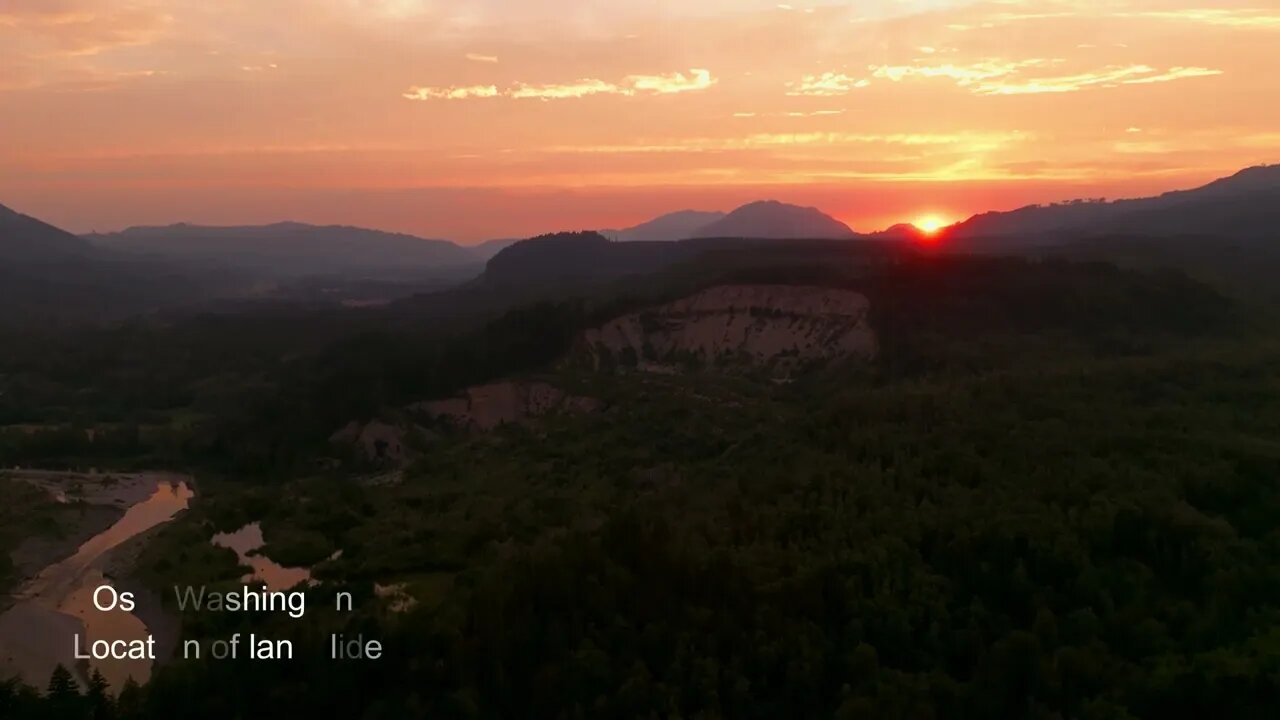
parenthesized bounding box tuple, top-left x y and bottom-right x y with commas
(1198, 163, 1280, 194)
(0, 202, 95, 261)
(690, 200, 855, 240)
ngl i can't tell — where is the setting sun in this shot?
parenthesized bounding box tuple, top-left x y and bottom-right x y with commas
(912, 215, 951, 235)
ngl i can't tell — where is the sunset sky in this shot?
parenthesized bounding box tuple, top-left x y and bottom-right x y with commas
(2, 0, 1278, 241)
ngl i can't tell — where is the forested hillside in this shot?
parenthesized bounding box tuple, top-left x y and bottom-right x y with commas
(2, 242, 1278, 719)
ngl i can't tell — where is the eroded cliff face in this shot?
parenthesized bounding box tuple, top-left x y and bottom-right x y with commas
(410, 381, 602, 431)
(408, 285, 875, 432)
(579, 284, 876, 373)
(329, 420, 421, 463)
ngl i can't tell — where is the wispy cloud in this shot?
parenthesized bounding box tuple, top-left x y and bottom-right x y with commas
(786, 72, 868, 96)
(403, 68, 717, 101)
(509, 79, 622, 99)
(734, 109, 846, 118)
(860, 58, 1224, 96)
(739, 131, 1026, 150)
(626, 68, 715, 94)
(1121, 67, 1223, 85)
(872, 59, 1052, 87)
(403, 84, 499, 100)
(974, 65, 1223, 95)
(973, 65, 1155, 95)
(942, 6, 1280, 31)
(465, 53, 498, 63)
(542, 130, 1029, 154)
(1122, 9, 1280, 29)
(0, 1, 174, 57)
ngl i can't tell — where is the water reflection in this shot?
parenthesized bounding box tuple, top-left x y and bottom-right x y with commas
(210, 522, 312, 590)
(0, 476, 193, 691)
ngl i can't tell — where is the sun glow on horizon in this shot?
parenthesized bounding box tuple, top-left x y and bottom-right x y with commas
(912, 214, 951, 236)
(0, 0, 1275, 239)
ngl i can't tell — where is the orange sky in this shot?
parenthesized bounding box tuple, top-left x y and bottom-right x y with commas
(2, 0, 1278, 241)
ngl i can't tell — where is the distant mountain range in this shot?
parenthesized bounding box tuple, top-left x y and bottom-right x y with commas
(602, 202, 854, 242)
(691, 201, 856, 240)
(469, 237, 524, 261)
(4, 163, 1279, 324)
(950, 164, 1280, 242)
(85, 222, 478, 277)
(602, 210, 727, 242)
(0, 204, 241, 324)
(0, 203, 96, 262)
(481, 231, 701, 288)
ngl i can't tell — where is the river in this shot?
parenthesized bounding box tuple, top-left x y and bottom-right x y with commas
(211, 522, 313, 590)
(0, 474, 194, 691)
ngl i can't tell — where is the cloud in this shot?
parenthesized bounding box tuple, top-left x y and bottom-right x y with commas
(402, 84, 499, 100)
(0, 1, 171, 57)
(973, 65, 1155, 95)
(465, 53, 498, 63)
(738, 131, 1026, 150)
(626, 68, 715, 94)
(861, 58, 1225, 96)
(509, 79, 623, 99)
(871, 59, 1052, 87)
(786, 72, 869, 96)
(1120, 67, 1223, 85)
(735, 109, 846, 118)
(974, 65, 1223, 95)
(403, 68, 718, 101)
(1122, 9, 1280, 29)
(542, 130, 1029, 154)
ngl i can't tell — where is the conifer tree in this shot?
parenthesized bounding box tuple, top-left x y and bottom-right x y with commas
(116, 677, 143, 720)
(87, 669, 115, 720)
(45, 665, 83, 720)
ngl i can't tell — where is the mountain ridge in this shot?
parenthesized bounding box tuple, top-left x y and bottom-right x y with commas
(950, 163, 1280, 241)
(86, 221, 478, 276)
(603, 210, 728, 242)
(690, 200, 856, 240)
(0, 202, 97, 262)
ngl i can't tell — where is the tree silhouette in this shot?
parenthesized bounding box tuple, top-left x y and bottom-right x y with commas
(116, 678, 143, 720)
(87, 669, 115, 720)
(1, 676, 42, 719)
(45, 664, 83, 719)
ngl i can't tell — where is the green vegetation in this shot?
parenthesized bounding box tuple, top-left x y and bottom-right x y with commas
(0, 476, 55, 596)
(0, 475, 125, 602)
(3, 248, 1278, 718)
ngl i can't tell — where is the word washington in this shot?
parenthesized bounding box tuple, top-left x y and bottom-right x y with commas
(174, 584, 307, 619)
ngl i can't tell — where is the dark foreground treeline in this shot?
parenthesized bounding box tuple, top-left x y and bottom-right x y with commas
(5, 338, 1279, 719)
(2, 244, 1278, 718)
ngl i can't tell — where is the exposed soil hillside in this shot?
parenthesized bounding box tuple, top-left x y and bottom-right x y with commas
(578, 284, 876, 373)
(329, 420, 421, 463)
(411, 381, 601, 431)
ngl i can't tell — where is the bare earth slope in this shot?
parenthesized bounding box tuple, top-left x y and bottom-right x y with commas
(409, 285, 875, 431)
(580, 284, 876, 372)
(412, 381, 601, 430)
